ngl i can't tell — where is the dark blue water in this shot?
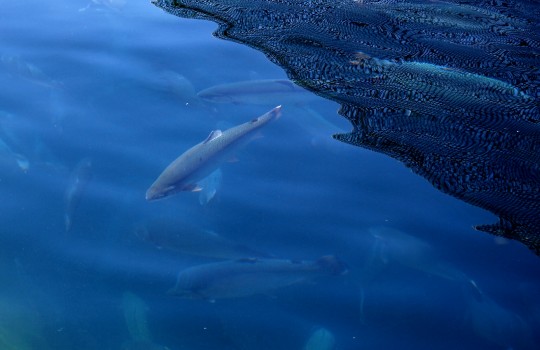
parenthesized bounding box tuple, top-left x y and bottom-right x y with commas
(0, 1, 538, 349)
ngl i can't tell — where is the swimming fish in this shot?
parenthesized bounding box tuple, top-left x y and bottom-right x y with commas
(197, 79, 315, 105)
(464, 283, 535, 349)
(135, 220, 270, 260)
(145, 105, 281, 201)
(367, 226, 473, 284)
(64, 158, 92, 232)
(0, 136, 29, 172)
(169, 255, 347, 300)
(121, 291, 170, 350)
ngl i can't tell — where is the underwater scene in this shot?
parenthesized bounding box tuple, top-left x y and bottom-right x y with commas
(0, 0, 539, 349)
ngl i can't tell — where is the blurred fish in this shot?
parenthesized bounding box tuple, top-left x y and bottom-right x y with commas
(464, 284, 535, 349)
(0, 136, 29, 172)
(0, 54, 61, 89)
(303, 327, 335, 350)
(367, 226, 473, 284)
(135, 220, 270, 260)
(121, 291, 170, 350)
(198, 168, 222, 205)
(145, 105, 281, 201)
(64, 158, 92, 232)
(153, 70, 200, 106)
(169, 255, 347, 300)
(197, 79, 315, 105)
(122, 292, 151, 342)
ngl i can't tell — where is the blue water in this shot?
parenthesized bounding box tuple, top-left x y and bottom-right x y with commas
(0, 1, 538, 349)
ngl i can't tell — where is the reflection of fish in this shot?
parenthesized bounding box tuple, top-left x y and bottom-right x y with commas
(197, 79, 314, 105)
(146, 106, 281, 201)
(303, 327, 335, 350)
(198, 168, 222, 205)
(169, 255, 347, 300)
(135, 220, 270, 260)
(64, 158, 92, 232)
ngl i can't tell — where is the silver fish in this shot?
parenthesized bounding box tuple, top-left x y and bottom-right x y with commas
(197, 79, 314, 105)
(145, 106, 281, 201)
(135, 220, 270, 260)
(64, 158, 92, 232)
(169, 255, 347, 300)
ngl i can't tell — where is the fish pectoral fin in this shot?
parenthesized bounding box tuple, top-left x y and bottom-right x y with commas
(236, 257, 258, 263)
(203, 130, 222, 144)
(184, 184, 203, 192)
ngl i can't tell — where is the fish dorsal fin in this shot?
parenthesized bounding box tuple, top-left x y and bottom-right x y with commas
(203, 130, 222, 144)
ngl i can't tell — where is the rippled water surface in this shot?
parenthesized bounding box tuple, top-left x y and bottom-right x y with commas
(1, 1, 539, 349)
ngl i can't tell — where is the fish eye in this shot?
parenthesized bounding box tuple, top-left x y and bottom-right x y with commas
(250, 117, 259, 123)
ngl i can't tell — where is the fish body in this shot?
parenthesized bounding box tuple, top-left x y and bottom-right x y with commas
(169, 255, 346, 300)
(121, 292, 150, 342)
(145, 106, 281, 201)
(64, 158, 92, 232)
(368, 226, 470, 282)
(197, 79, 314, 105)
(135, 220, 269, 260)
(465, 286, 535, 349)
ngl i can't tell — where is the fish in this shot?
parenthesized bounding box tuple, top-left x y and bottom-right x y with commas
(303, 327, 336, 350)
(1, 54, 61, 89)
(121, 291, 170, 350)
(135, 220, 270, 260)
(122, 292, 151, 342)
(168, 255, 347, 300)
(64, 158, 93, 232)
(145, 105, 281, 201)
(464, 283, 535, 349)
(197, 79, 315, 105)
(79, 0, 127, 12)
(367, 226, 473, 284)
(0, 136, 29, 172)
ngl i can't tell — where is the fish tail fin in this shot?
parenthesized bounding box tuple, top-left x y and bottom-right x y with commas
(316, 255, 348, 275)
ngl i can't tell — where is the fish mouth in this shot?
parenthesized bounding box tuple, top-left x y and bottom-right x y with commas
(145, 188, 164, 201)
(144, 190, 160, 202)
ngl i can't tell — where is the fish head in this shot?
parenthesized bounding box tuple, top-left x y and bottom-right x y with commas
(145, 185, 170, 201)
